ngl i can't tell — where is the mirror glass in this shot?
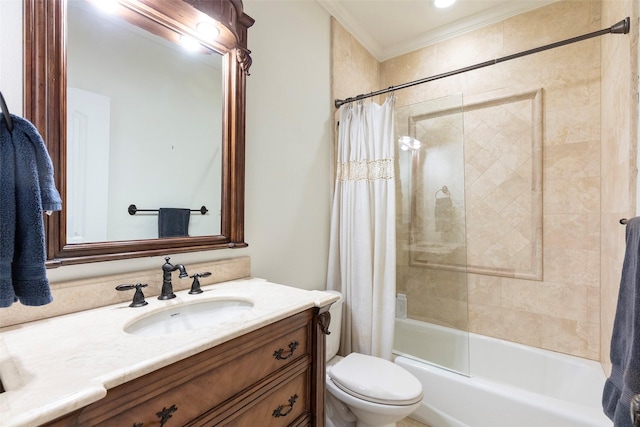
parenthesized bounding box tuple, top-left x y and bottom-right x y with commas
(66, 0, 222, 243)
(25, 0, 252, 265)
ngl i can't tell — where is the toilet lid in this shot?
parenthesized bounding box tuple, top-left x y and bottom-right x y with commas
(329, 353, 423, 405)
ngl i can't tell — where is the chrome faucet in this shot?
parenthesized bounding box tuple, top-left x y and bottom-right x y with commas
(159, 256, 188, 300)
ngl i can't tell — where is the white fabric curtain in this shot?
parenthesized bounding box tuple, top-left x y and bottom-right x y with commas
(327, 96, 396, 360)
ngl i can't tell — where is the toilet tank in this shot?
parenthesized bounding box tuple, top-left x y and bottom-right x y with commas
(325, 290, 342, 361)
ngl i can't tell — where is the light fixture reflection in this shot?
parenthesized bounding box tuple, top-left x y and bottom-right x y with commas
(434, 0, 456, 8)
(398, 136, 422, 151)
(180, 34, 201, 52)
(90, 0, 119, 14)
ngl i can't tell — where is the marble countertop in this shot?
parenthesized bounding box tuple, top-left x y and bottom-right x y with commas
(0, 278, 338, 427)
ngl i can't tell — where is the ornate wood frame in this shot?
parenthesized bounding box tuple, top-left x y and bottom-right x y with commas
(24, 0, 253, 266)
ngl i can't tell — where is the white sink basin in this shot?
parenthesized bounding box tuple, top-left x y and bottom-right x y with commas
(124, 298, 254, 337)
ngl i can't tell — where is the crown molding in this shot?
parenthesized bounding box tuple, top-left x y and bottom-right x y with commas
(318, 0, 385, 57)
(317, 0, 558, 62)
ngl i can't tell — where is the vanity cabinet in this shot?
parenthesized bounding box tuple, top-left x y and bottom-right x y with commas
(43, 308, 328, 426)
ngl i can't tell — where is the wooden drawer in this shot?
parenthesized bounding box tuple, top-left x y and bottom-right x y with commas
(46, 311, 313, 426)
(224, 366, 311, 426)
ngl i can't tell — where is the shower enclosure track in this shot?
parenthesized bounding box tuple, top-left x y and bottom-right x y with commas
(334, 17, 630, 108)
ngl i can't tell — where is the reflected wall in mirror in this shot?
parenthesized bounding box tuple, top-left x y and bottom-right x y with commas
(25, 0, 254, 266)
(66, 0, 223, 243)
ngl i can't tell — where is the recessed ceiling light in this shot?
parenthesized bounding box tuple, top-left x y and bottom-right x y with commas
(434, 0, 456, 8)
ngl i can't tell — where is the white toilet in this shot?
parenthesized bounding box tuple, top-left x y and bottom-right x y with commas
(325, 291, 423, 427)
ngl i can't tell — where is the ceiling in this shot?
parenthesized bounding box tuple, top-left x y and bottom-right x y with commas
(316, 0, 557, 61)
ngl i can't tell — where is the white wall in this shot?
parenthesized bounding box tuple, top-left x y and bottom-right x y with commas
(0, 1, 332, 291)
(243, 0, 333, 290)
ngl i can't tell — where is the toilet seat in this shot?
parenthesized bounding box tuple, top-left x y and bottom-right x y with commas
(329, 353, 423, 406)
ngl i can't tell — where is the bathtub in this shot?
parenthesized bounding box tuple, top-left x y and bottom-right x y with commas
(393, 318, 612, 427)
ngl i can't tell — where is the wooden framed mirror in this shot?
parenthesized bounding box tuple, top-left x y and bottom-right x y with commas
(24, 0, 253, 267)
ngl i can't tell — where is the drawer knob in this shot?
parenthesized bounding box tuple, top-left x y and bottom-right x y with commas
(132, 404, 177, 427)
(157, 404, 178, 426)
(273, 341, 299, 360)
(272, 394, 298, 418)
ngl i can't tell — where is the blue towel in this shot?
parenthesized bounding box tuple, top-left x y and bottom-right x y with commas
(603, 216, 640, 427)
(0, 114, 62, 307)
(158, 208, 190, 238)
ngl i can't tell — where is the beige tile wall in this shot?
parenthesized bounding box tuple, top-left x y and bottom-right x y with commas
(0, 256, 251, 328)
(600, 0, 638, 373)
(331, 0, 638, 361)
(390, 0, 603, 360)
(331, 20, 380, 106)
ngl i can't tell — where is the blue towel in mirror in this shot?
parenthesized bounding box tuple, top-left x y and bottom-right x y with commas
(158, 208, 190, 238)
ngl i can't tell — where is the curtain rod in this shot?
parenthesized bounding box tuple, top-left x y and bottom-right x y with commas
(334, 17, 630, 109)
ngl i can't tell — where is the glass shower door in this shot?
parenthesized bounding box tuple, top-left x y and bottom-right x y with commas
(393, 93, 470, 376)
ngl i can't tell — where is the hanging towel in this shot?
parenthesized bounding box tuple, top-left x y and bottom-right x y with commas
(603, 216, 640, 427)
(0, 114, 62, 308)
(434, 196, 453, 231)
(158, 208, 190, 238)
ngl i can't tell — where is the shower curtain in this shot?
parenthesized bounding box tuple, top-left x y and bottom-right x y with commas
(327, 96, 396, 360)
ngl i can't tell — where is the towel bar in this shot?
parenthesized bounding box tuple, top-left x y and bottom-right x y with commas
(128, 204, 208, 215)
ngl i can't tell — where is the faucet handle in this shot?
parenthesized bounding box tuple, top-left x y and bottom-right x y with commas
(116, 283, 149, 307)
(188, 272, 211, 294)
